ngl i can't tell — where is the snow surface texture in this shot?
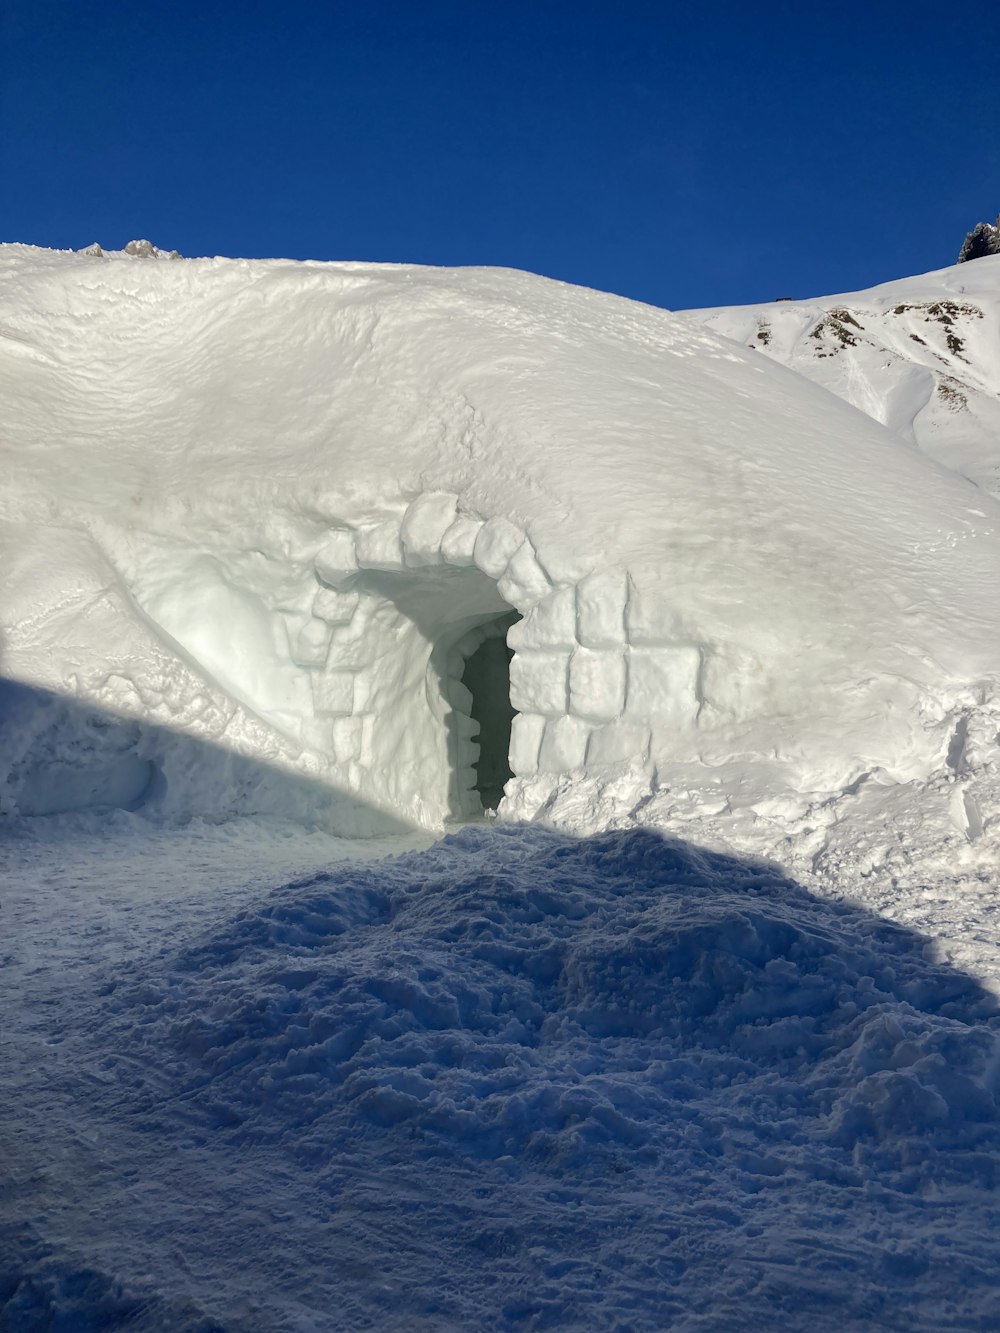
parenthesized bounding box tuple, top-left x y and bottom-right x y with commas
(2, 243, 1000, 884)
(4, 820, 1000, 1331)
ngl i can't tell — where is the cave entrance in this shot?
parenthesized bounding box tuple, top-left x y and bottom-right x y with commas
(354, 567, 520, 822)
(460, 615, 517, 811)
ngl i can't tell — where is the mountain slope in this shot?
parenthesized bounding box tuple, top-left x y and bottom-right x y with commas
(691, 255, 1000, 498)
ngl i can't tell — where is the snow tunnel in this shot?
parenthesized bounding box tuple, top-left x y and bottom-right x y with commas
(318, 557, 522, 825)
(460, 618, 517, 810)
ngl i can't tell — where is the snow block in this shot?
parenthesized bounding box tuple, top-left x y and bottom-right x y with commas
(400, 492, 458, 567)
(359, 714, 376, 766)
(507, 586, 577, 651)
(440, 515, 483, 566)
(325, 624, 372, 671)
(446, 648, 465, 681)
(329, 715, 364, 763)
(625, 646, 701, 726)
(454, 712, 480, 740)
(292, 618, 333, 667)
(587, 721, 650, 765)
(700, 645, 764, 719)
(569, 648, 626, 720)
(625, 578, 682, 646)
(538, 716, 590, 773)
(311, 587, 359, 625)
(509, 712, 546, 776)
(314, 530, 359, 587)
(456, 626, 486, 659)
(498, 540, 552, 608)
(509, 651, 569, 716)
(526, 537, 594, 588)
(356, 521, 405, 570)
(474, 518, 524, 579)
(311, 670, 355, 716)
(447, 680, 474, 714)
(577, 572, 627, 648)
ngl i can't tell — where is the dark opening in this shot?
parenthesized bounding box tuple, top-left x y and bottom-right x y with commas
(461, 629, 516, 812)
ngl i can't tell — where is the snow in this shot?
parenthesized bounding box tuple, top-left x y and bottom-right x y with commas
(4, 818, 1000, 1330)
(692, 254, 1000, 501)
(3, 243, 1000, 1327)
(2, 242, 1000, 877)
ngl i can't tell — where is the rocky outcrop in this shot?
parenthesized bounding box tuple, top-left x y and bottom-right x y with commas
(958, 215, 1000, 263)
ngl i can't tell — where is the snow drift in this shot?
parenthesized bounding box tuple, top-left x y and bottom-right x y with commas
(2, 244, 999, 862)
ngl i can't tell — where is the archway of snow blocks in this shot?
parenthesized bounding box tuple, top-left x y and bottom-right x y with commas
(124, 490, 660, 830)
(301, 491, 656, 827)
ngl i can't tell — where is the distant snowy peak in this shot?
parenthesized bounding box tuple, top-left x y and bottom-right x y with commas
(691, 256, 1000, 498)
(958, 214, 1000, 263)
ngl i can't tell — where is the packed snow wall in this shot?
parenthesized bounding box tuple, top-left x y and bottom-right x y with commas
(2, 244, 999, 845)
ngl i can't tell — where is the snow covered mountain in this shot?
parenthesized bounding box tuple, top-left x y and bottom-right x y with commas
(2, 243, 999, 882)
(692, 255, 1000, 500)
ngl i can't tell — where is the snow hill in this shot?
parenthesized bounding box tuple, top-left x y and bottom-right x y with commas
(2, 244, 999, 884)
(693, 255, 1000, 501)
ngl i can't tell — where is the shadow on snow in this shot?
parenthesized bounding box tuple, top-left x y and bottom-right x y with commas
(4, 811, 1000, 1330)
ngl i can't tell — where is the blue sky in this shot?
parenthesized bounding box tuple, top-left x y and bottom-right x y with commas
(2, 1, 998, 309)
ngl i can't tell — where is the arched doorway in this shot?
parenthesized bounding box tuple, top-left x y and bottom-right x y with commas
(459, 610, 518, 812)
(353, 566, 521, 821)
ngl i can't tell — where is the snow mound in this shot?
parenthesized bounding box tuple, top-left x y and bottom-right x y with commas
(104, 827, 999, 1165)
(9, 825, 1000, 1329)
(2, 244, 1000, 870)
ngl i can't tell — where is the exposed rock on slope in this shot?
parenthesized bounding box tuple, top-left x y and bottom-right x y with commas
(958, 214, 1000, 263)
(692, 256, 1000, 499)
